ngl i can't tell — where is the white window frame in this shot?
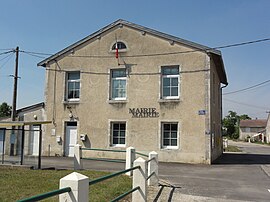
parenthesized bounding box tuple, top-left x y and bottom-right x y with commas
(110, 69, 127, 100)
(110, 122, 126, 147)
(110, 41, 128, 53)
(161, 122, 179, 149)
(161, 66, 180, 99)
(66, 71, 80, 101)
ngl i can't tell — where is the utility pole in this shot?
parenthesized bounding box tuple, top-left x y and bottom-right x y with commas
(10, 46, 19, 156)
(11, 46, 19, 121)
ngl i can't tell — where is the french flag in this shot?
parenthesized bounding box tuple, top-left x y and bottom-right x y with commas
(115, 41, 119, 59)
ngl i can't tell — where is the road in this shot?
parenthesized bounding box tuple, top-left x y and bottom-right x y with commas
(156, 141, 270, 201)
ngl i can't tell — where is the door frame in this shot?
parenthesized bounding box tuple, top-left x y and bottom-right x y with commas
(64, 121, 78, 157)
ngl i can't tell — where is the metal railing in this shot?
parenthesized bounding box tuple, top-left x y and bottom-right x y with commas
(17, 187, 71, 202)
(80, 147, 126, 163)
(89, 166, 139, 185)
(135, 151, 149, 158)
(18, 150, 158, 202)
(89, 166, 140, 202)
(81, 147, 126, 153)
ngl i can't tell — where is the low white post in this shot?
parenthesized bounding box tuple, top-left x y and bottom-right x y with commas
(224, 138, 228, 148)
(148, 151, 158, 186)
(59, 172, 89, 202)
(74, 144, 83, 170)
(125, 147, 135, 176)
(132, 157, 147, 202)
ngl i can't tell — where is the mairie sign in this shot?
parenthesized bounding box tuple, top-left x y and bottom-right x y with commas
(129, 108, 159, 118)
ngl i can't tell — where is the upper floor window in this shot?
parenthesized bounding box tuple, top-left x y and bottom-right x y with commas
(161, 66, 180, 99)
(66, 72, 80, 101)
(111, 42, 127, 51)
(111, 69, 127, 100)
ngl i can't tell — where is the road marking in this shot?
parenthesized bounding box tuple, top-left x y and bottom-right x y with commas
(268, 189, 270, 193)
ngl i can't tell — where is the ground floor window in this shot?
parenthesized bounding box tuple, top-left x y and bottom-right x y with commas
(162, 122, 178, 149)
(111, 122, 126, 146)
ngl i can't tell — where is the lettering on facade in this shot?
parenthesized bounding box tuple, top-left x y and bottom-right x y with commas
(129, 108, 159, 118)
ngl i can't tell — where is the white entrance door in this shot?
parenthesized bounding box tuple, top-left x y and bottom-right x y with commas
(65, 125, 77, 157)
(30, 125, 40, 156)
(0, 129, 5, 155)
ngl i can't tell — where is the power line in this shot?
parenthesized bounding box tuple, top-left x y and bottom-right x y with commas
(223, 98, 269, 110)
(0, 52, 14, 70)
(44, 67, 210, 75)
(20, 50, 52, 56)
(22, 51, 47, 59)
(0, 50, 14, 56)
(20, 37, 270, 59)
(0, 52, 13, 62)
(223, 79, 270, 95)
(0, 48, 13, 51)
(213, 38, 270, 50)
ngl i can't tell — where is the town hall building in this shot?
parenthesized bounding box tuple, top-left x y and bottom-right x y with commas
(38, 19, 227, 164)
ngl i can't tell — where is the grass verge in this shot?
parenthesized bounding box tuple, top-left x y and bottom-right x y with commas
(0, 166, 132, 202)
(224, 145, 242, 152)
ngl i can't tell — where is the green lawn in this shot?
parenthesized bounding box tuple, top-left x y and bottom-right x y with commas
(224, 145, 242, 152)
(0, 166, 132, 202)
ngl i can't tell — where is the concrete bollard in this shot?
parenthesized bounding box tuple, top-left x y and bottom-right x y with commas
(59, 172, 89, 202)
(224, 138, 228, 148)
(132, 157, 147, 202)
(74, 144, 83, 170)
(125, 147, 135, 176)
(148, 151, 158, 186)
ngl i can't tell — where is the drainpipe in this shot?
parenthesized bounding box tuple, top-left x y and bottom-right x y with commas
(221, 83, 228, 152)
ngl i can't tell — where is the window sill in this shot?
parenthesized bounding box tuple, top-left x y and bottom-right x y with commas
(63, 100, 80, 105)
(158, 99, 180, 103)
(110, 145, 126, 148)
(108, 99, 128, 104)
(161, 147, 179, 150)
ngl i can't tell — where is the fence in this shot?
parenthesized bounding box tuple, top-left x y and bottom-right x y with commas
(18, 148, 158, 202)
(0, 126, 43, 169)
(75, 145, 149, 176)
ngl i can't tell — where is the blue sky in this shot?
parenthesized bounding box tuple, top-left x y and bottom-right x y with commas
(0, 0, 269, 119)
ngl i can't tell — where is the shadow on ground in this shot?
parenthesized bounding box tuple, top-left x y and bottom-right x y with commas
(153, 184, 181, 202)
(213, 153, 270, 165)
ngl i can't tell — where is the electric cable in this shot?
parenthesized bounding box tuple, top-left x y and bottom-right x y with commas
(0, 50, 14, 56)
(223, 79, 270, 95)
(20, 37, 270, 59)
(223, 98, 268, 110)
(0, 53, 14, 70)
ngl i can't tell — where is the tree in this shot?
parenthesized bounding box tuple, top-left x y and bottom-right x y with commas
(222, 111, 251, 139)
(0, 102, 12, 118)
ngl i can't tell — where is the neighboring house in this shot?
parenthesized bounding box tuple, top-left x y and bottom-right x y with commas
(37, 19, 227, 164)
(0, 102, 45, 156)
(239, 119, 267, 142)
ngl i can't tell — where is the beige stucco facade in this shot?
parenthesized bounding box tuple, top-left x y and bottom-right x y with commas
(39, 20, 227, 164)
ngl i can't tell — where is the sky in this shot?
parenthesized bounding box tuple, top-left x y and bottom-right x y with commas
(0, 0, 269, 119)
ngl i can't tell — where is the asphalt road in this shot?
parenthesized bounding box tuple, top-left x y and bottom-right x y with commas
(157, 141, 270, 201)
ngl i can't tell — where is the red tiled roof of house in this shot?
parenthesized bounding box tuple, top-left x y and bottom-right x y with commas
(239, 119, 267, 128)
